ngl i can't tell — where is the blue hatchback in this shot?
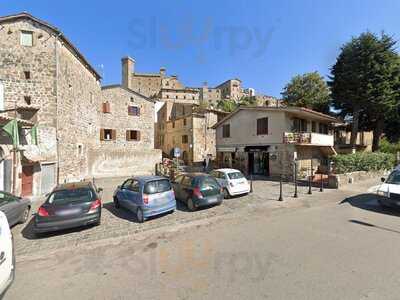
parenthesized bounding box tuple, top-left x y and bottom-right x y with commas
(113, 176, 176, 222)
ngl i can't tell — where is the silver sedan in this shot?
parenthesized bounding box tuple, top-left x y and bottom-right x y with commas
(0, 191, 31, 227)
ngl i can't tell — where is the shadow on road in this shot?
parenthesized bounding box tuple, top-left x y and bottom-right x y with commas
(20, 216, 96, 240)
(349, 219, 400, 234)
(340, 193, 400, 217)
(102, 202, 174, 223)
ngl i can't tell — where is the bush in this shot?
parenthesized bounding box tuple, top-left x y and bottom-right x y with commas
(331, 152, 395, 174)
(379, 137, 400, 154)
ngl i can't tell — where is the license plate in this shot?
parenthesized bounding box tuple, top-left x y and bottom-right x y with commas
(58, 208, 81, 216)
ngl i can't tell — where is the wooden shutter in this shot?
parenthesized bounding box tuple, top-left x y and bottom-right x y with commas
(100, 129, 105, 141)
(137, 131, 141, 141)
(112, 129, 116, 140)
(126, 130, 130, 141)
(257, 118, 268, 135)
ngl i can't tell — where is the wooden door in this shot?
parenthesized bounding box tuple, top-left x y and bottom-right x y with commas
(21, 165, 34, 196)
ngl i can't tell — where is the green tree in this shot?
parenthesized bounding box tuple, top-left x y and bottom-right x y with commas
(216, 99, 237, 112)
(239, 96, 257, 107)
(281, 72, 331, 113)
(329, 32, 400, 151)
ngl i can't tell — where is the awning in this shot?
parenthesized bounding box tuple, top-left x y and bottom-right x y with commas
(216, 147, 237, 152)
(21, 145, 45, 162)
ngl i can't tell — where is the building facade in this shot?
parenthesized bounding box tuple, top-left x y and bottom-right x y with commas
(0, 13, 160, 197)
(156, 102, 226, 165)
(213, 107, 338, 177)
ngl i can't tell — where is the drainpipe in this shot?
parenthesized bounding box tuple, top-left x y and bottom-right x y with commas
(12, 102, 17, 195)
(54, 33, 62, 185)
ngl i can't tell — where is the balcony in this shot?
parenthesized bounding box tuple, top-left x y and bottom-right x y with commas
(283, 132, 334, 146)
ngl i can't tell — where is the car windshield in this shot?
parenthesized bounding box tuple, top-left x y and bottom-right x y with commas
(228, 172, 244, 180)
(144, 180, 171, 194)
(48, 188, 95, 205)
(386, 171, 400, 185)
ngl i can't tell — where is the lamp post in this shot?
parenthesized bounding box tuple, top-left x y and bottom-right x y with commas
(278, 174, 283, 201)
(293, 160, 298, 198)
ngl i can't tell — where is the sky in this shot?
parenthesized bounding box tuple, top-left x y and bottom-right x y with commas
(1, 0, 400, 98)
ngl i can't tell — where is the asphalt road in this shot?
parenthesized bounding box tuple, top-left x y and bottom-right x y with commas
(6, 179, 400, 300)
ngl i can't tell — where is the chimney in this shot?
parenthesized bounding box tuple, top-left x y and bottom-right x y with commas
(121, 56, 135, 89)
(160, 67, 166, 76)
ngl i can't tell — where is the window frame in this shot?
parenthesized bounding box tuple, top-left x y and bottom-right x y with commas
(20, 30, 33, 47)
(222, 124, 230, 138)
(257, 117, 269, 135)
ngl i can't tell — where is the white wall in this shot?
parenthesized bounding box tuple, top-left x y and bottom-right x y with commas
(216, 110, 287, 147)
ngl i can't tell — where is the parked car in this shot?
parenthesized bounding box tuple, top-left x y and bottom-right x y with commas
(0, 211, 15, 299)
(172, 173, 223, 211)
(113, 176, 176, 223)
(0, 191, 31, 227)
(377, 169, 400, 208)
(33, 182, 102, 234)
(210, 168, 250, 198)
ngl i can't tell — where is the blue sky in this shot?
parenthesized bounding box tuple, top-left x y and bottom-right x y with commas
(1, 0, 399, 97)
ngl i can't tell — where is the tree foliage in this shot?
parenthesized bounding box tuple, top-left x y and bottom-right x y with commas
(216, 99, 237, 112)
(329, 32, 400, 151)
(281, 72, 331, 113)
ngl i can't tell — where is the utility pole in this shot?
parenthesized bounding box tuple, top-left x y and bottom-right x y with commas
(12, 102, 17, 195)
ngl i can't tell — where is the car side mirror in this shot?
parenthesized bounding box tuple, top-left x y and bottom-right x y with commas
(381, 177, 386, 183)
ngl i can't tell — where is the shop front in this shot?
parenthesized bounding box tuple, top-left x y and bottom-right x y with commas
(245, 146, 270, 176)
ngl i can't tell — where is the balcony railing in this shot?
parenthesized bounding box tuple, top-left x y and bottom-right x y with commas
(283, 132, 334, 146)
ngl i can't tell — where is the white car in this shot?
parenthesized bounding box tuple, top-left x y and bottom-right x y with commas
(210, 168, 250, 198)
(377, 169, 400, 208)
(0, 211, 14, 298)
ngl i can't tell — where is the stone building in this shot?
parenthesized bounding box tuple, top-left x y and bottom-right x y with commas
(213, 107, 338, 177)
(0, 13, 160, 197)
(97, 85, 161, 177)
(156, 102, 227, 165)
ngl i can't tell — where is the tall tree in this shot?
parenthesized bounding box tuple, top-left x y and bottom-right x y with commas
(329, 32, 400, 151)
(281, 72, 331, 113)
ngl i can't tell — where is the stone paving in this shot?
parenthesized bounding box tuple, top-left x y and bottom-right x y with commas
(11, 176, 356, 260)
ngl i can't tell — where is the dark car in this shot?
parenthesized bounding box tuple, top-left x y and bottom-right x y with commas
(33, 181, 102, 234)
(172, 173, 223, 211)
(0, 191, 31, 227)
(113, 176, 176, 223)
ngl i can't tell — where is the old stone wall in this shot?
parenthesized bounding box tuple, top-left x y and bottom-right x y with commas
(95, 86, 161, 177)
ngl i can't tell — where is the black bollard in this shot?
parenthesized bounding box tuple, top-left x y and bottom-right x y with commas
(319, 173, 324, 192)
(308, 172, 312, 195)
(294, 163, 298, 198)
(250, 174, 253, 193)
(278, 174, 283, 201)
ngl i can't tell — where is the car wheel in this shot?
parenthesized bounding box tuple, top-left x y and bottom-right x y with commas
(137, 207, 145, 223)
(223, 188, 231, 199)
(20, 207, 30, 224)
(187, 198, 196, 212)
(114, 197, 120, 209)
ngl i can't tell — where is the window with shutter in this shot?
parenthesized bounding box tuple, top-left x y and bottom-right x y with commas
(257, 117, 268, 135)
(101, 129, 114, 141)
(222, 124, 230, 138)
(102, 102, 111, 113)
(126, 130, 140, 141)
